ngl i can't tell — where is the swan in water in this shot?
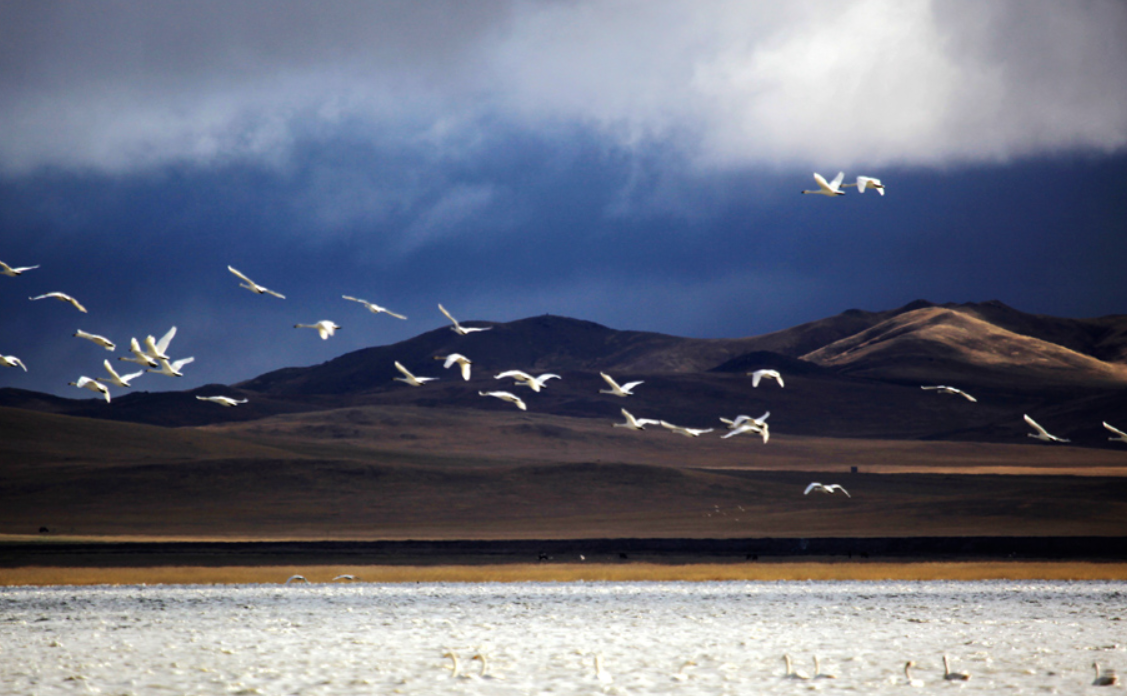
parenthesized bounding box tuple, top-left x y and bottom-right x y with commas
(1, 355, 28, 371)
(801, 171, 846, 197)
(479, 390, 527, 411)
(1092, 662, 1119, 686)
(142, 326, 177, 361)
(228, 265, 285, 298)
(196, 395, 248, 407)
(119, 338, 159, 368)
(495, 370, 561, 392)
(813, 656, 836, 679)
(284, 575, 309, 584)
(599, 371, 643, 397)
(921, 385, 977, 402)
(904, 661, 925, 687)
(439, 303, 491, 335)
(30, 292, 87, 313)
(615, 408, 661, 430)
(1024, 414, 1070, 443)
(97, 360, 142, 388)
(672, 660, 697, 681)
(592, 653, 613, 683)
(0, 260, 39, 277)
(147, 356, 194, 377)
(470, 654, 504, 680)
(943, 655, 970, 681)
(1103, 421, 1127, 443)
(294, 320, 340, 340)
(442, 651, 474, 679)
(660, 421, 714, 437)
(804, 482, 850, 497)
(393, 361, 438, 386)
(73, 329, 115, 351)
(843, 175, 885, 195)
(782, 654, 810, 680)
(749, 369, 784, 387)
(342, 295, 406, 319)
(69, 376, 111, 403)
(436, 353, 473, 381)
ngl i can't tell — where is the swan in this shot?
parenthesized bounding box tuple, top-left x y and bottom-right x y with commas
(284, 574, 309, 584)
(147, 356, 194, 377)
(196, 395, 248, 407)
(342, 295, 406, 319)
(592, 653, 613, 683)
(294, 320, 340, 340)
(228, 265, 285, 298)
(97, 360, 142, 388)
(1103, 421, 1127, 443)
(442, 651, 474, 679)
(1024, 414, 1070, 443)
(1, 355, 28, 371)
(943, 655, 970, 681)
(660, 420, 714, 437)
(436, 353, 473, 381)
(438, 303, 491, 335)
(801, 171, 846, 197)
(142, 326, 177, 361)
(495, 370, 560, 392)
(73, 330, 115, 351)
(843, 175, 885, 195)
(470, 654, 504, 680)
(804, 482, 850, 497)
(479, 390, 527, 411)
(393, 361, 438, 386)
(921, 385, 977, 402)
(782, 654, 810, 680)
(615, 408, 660, 430)
(69, 376, 110, 403)
(0, 260, 39, 277)
(30, 292, 87, 313)
(1092, 662, 1119, 686)
(904, 661, 924, 687)
(119, 338, 159, 368)
(748, 369, 784, 388)
(599, 371, 643, 397)
(721, 421, 769, 442)
(813, 656, 836, 679)
(672, 660, 697, 681)
(332, 574, 357, 581)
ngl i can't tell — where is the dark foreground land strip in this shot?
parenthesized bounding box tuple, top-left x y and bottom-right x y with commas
(2, 537, 1126, 568)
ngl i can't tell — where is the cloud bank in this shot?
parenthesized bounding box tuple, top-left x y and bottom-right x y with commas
(1, 0, 1124, 176)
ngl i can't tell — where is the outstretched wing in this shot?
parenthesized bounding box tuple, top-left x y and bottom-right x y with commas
(438, 303, 459, 327)
(1023, 414, 1050, 437)
(227, 265, 255, 285)
(804, 483, 822, 495)
(828, 171, 845, 190)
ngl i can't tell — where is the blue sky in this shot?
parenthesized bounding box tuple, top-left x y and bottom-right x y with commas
(2, 1, 1126, 397)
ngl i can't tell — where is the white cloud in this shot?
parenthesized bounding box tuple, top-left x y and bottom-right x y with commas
(0, 0, 1123, 176)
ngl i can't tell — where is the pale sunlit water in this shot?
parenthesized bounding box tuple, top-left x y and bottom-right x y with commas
(1, 581, 1124, 694)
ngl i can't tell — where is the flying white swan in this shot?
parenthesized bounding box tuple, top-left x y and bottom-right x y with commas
(615, 408, 661, 430)
(801, 171, 846, 197)
(119, 337, 159, 368)
(71, 329, 115, 351)
(782, 654, 810, 680)
(97, 360, 142, 388)
(720, 411, 770, 442)
(437, 353, 473, 381)
(342, 295, 407, 319)
(1, 355, 28, 371)
(439, 303, 491, 335)
(394, 361, 438, 386)
(804, 482, 850, 497)
(921, 385, 977, 402)
(904, 661, 924, 687)
(332, 574, 357, 581)
(0, 260, 39, 277)
(749, 369, 784, 388)
(147, 356, 194, 377)
(813, 656, 837, 679)
(294, 320, 340, 340)
(1024, 414, 1070, 443)
(69, 376, 110, 403)
(479, 390, 527, 411)
(843, 175, 885, 195)
(1092, 662, 1119, 686)
(943, 655, 970, 681)
(1103, 421, 1127, 443)
(30, 292, 87, 313)
(599, 371, 643, 397)
(228, 265, 285, 298)
(142, 326, 177, 361)
(196, 395, 248, 407)
(495, 370, 560, 392)
(284, 574, 309, 584)
(660, 421, 714, 437)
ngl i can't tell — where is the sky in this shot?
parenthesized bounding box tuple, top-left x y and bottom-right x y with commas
(2, 0, 1126, 398)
